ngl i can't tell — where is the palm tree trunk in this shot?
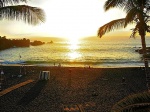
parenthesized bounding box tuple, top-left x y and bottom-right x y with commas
(140, 35, 150, 90)
(141, 35, 148, 67)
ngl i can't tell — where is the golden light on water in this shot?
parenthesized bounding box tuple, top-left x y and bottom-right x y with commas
(68, 39, 81, 60)
(69, 39, 79, 50)
(69, 43, 78, 50)
(68, 52, 80, 60)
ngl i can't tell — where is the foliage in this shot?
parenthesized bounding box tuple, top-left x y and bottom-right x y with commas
(111, 92, 150, 112)
(0, 0, 45, 25)
(98, 0, 150, 38)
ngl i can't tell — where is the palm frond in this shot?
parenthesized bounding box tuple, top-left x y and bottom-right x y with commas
(121, 0, 139, 13)
(104, 0, 149, 14)
(104, 0, 126, 11)
(122, 0, 150, 14)
(146, 25, 150, 33)
(104, 0, 137, 12)
(111, 92, 150, 112)
(146, 0, 150, 13)
(146, 8, 150, 16)
(124, 7, 141, 27)
(130, 27, 138, 38)
(0, 0, 28, 7)
(1, 0, 28, 4)
(98, 18, 126, 37)
(0, 5, 45, 25)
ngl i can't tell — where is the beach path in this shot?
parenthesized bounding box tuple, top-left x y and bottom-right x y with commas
(0, 79, 34, 97)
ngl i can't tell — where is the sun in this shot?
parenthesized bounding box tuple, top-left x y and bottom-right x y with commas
(32, 0, 105, 39)
(0, 0, 129, 39)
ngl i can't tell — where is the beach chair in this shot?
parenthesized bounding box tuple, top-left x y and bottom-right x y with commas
(39, 71, 50, 80)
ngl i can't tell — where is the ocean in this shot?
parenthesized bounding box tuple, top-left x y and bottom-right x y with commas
(0, 37, 150, 68)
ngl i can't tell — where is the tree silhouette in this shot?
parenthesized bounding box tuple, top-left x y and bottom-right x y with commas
(98, 0, 150, 89)
(0, 0, 45, 25)
(111, 92, 150, 112)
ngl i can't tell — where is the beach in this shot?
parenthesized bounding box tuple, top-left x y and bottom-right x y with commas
(0, 66, 148, 112)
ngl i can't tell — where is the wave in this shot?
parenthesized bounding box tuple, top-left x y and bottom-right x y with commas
(0, 60, 25, 64)
(25, 60, 144, 65)
(22, 61, 144, 68)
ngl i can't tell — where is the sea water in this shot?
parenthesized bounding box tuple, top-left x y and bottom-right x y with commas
(0, 37, 150, 67)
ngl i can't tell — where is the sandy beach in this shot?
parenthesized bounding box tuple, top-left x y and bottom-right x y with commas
(0, 66, 148, 112)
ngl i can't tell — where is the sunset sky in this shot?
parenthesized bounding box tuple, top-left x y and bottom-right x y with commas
(0, 0, 144, 39)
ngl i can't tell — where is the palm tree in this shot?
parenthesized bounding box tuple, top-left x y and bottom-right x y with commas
(0, 0, 45, 25)
(111, 92, 150, 112)
(98, 0, 150, 89)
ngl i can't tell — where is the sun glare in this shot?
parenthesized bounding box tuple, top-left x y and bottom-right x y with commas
(68, 38, 81, 60)
(0, 0, 129, 39)
(33, 0, 105, 39)
(68, 52, 80, 60)
(69, 38, 79, 50)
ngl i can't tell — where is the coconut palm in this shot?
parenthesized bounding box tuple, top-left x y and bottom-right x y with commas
(0, 0, 45, 25)
(111, 92, 150, 112)
(98, 0, 150, 88)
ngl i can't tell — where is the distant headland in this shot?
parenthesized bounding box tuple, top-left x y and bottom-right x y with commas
(0, 36, 46, 51)
(30, 40, 45, 46)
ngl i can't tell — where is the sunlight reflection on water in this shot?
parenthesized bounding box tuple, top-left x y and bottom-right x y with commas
(67, 39, 81, 60)
(0, 38, 150, 67)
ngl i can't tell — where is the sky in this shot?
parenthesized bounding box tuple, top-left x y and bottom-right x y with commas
(0, 0, 137, 39)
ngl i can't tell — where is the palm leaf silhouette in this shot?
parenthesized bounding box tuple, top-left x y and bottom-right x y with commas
(111, 92, 150, 112)
(0, 0, 45, 25)
(98, 18, 126, 37)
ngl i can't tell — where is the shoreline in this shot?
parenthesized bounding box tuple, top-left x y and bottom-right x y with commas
(0, 58, 146, 68)
(0, 63, 147, 68)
